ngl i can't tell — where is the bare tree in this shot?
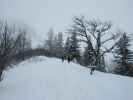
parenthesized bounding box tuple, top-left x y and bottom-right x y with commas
(54, 32, 64, 58)
(69, 16, 119, 71)
(0, 21, 16, 81)
(17, 29, 31, 60)
(44, 28, 55, 51)
(0, 20, 31, 81)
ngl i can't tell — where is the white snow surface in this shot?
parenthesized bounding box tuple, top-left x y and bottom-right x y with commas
(0, 56, 133, 100)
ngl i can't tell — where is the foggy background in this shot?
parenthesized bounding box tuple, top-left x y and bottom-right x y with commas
(0, 0, 132, 46)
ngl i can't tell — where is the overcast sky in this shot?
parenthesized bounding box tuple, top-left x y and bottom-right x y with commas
(0, 0, 132, 44)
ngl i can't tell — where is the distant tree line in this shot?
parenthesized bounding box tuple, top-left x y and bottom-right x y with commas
(0, 20, 66, 81)
(0, 15, 133, 82)
(43, 16, 133, 77)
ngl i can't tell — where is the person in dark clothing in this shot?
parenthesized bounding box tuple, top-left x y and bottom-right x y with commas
(67, 56, 71, 63)
(90, 67, 95, 75)
(61, 56, 65, 62)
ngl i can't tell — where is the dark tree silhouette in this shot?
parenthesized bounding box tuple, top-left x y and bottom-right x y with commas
(0, 20, 31, 81)
(69, 16, 120, 72)
(114, 33, 133, 76)
(67, 29, 80, 62)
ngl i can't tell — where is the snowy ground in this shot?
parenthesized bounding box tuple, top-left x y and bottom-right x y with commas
(0, 56, 133, 100)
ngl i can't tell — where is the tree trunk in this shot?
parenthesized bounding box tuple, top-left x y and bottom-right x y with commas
(0, 68, 3, 82)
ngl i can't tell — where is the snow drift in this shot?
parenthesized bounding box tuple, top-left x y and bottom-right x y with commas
(0, 56, 133, 100)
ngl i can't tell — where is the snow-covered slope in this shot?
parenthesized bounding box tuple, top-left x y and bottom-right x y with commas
(0, 56, 133, 100)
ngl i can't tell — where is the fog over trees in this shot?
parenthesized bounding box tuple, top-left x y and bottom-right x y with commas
(41, 16, 133, 76)
(0, 15, 133, 82)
